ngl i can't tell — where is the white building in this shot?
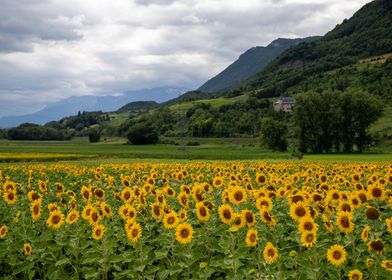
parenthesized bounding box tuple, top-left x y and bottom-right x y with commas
(273, 97, 295, 112)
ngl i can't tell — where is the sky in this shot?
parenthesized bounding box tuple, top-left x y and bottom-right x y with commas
(0, 0, 371, 117)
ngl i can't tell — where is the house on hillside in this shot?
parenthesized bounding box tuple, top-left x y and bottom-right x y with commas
(273, 97, 295, 112)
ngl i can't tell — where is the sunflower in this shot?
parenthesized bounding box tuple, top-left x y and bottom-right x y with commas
(361, 225, 371, 242)
(163, 212, 179, 229)
(92, 224, 105, 240)
(38, 180, 47, 193)
(336, 211, 354, 234)
(121, 187, 133, 203)
(127, 223, 142, 243)
(298, 216, 318, 233)
(178, 192, 190, 208)
(241, 209, 256, 227)
(24, 243, 32, 256)
(46, 210, 65, 229)
(175, 223, 193, 244)
(381, 260, 392, 272)
(80, 186, 91, 201)
(228, 186, 247, 205)
(151, 202, 163, 220)
(301, 231, 317, 248)
(196, 202, 210, 222)
(0, 225, 8, 238)
(386, 218, 392, 234)
(289, 202, 309, 222)
(88, 208, 101, 225)
(255, 197, 273, 212)
(256, 173, 267, 184)
(245, 228, 258, 247)
(66, 209, 79, 225)
(82, 204, 94, 220)
(178, 209, 188, 221)
(263, 242, 279, 264)
(164, 186, 176, 197)
(4, 190, 17, 205)
(30, 200, 42, 221)
(327, 244, 347, 266)
(28, 190, 41, 202)
(368, 185, 384, 200)
(368, 239, 384, 254)
(366, 207, 379, 220)
(100, 202, 112, 218)
(259, 209, 276, 227)
(338, 202, 352, 213)
(348, 269, 363, 280)
(366, 258, 374, 268)
(230, 214, 246, 232)
(48, 203, 59, 212)
(212, 177, 224, 188)
(218, 204, 234, 224)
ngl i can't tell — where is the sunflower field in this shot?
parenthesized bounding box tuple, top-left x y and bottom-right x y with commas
(0, 161, 391, 279)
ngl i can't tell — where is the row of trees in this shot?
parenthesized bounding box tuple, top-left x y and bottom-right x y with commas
(294, 90, 383, 152)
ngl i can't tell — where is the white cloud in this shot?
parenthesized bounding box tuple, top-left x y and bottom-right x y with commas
(0, 0, 371, 117)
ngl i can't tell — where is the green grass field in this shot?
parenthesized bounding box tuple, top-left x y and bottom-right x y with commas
(0, 138, 391, 163)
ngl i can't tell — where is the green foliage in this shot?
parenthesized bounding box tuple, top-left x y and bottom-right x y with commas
(294, 90, 384, 152)
(240, 0, 392, 98)
(8, 123, 65, 141)
(127, 122, 159, 145)
(88, 128, 101, 143)
(116, 101, 158, 114)
(259, 118, 288, 151)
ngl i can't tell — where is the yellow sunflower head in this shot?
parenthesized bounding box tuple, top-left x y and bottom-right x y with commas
(66, 210, 80, 225)
(263, 242, 279, 264)
(128, 223, 142, 243)
(218, 204, 234, 225)
(24, 243, 33, 256)
(175, 223, 193, 244)
(163, 212, 179, 229)
(30, 200, 42, 221)
(195, 202, 210, 222)
(327, 244, 347, 266)
(381, 260, 392, 272)
(92, 224, 105, 240)
(245, 228, 258, 247)
(348, 269, 363, 280)
(46, 210, 65, 230)
(0, 225, 8, 238)
(301, 231, 317, 248)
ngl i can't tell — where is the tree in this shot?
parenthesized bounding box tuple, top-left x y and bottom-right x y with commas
(259, 117, 288, 151)
(127, 122, 158, 145)
(88, 128, 101, 143)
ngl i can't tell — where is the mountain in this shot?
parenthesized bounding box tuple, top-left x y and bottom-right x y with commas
(239, 0, 392, 98)
(197, 36, 321, 93)
(0, 87, 187, 128)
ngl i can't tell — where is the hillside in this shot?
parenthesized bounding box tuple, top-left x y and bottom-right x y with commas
(197, 36, 321, 93)
(239, 0, 392, 98)
(116, 101, 158, 113)
(0, 87, 187, 128)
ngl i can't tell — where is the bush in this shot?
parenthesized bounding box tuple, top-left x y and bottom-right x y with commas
(88, 128, 101, 143)
(186, 141, 200, 146)
(127, 123, 158, 145)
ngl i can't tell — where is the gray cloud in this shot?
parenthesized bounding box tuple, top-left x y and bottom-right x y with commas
(0, 0, 372, 117)
(0, 0, 84, 53)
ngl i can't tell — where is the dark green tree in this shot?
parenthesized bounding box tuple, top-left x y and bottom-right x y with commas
(88, 128, 101, 143)
(127, 122, 158, 145)
(259, 117, 288, 151)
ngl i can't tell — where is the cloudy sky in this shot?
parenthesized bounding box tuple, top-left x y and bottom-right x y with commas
(0, 0, 371, 117)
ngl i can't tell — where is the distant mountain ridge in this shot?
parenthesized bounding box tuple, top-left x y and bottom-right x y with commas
(197, 36, 321, 93)
(0, 87, 187, 128)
